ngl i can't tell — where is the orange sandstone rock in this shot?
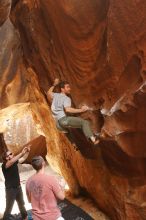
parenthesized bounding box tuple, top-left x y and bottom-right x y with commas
(0, 0, 146, 219)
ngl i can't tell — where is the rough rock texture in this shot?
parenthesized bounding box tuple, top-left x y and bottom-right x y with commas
(1, 0, 146, 219)
(0, 103, 47, 160)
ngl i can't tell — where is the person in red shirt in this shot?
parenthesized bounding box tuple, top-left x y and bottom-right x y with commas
(26, 156, 65, 220)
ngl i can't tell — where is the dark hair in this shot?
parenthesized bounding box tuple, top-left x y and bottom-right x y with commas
(2, 151, 9, 163)
(59, 81, 69, 89)
(31, 156, 44, 171)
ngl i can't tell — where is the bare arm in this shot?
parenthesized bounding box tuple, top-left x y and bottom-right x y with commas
(19, 145, 30, 163)
(52, 177, 65, 200)
(65, 105, 89, 114)
(26, 184, 31, 203)
(47, 85, 55, 99)
(47, 78, 60, 99)
(27, 193, 31, 203)
(19, 151, 29, 164)
(65, 107, 84, 114)
(5, 152, 23, 169)
(55, 190, 65, 200)
(5, 146, 30, 169)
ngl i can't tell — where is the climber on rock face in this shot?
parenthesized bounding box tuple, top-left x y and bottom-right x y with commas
(47, 79, 100, 145)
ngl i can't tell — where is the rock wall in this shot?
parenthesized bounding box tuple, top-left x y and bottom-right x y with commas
(1, 0, 146, 219)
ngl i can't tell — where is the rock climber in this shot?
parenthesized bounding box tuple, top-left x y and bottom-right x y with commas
(47, 79, 100, 145)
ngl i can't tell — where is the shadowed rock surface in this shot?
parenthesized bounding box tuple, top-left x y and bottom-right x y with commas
(1, 0, 146, 219)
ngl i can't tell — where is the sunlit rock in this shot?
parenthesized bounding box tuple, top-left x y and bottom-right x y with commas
(0, 0, 146, 219)
(0, 103, 46, 159)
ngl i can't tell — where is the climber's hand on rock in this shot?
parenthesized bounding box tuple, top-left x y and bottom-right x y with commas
(81, 105, 89, 112)
(53, 78, 60, 86)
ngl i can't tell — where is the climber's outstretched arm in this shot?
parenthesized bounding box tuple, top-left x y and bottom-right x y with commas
(47, 85, 55, 99)
(65, 105, 89, 114)
(47, 78, 60, 99)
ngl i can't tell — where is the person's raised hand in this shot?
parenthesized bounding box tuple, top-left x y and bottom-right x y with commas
(22, 147, 28, 155)
(26, 145, 31, 152)
(53, 78, 60, 86)
(22, 145, 31, 155)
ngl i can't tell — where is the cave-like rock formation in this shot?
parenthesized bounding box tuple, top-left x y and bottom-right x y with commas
(1, 0, 146, 219)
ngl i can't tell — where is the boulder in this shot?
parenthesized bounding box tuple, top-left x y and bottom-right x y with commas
(1, 0, 146, 219)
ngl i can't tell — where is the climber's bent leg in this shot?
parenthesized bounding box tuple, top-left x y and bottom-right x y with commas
(59, 116, 99, 145)
(59, 116, 95, 140)
(56, 120, 68, 133)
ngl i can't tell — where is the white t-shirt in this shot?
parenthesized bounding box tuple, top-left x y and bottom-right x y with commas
(51, 93, 71, 120)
